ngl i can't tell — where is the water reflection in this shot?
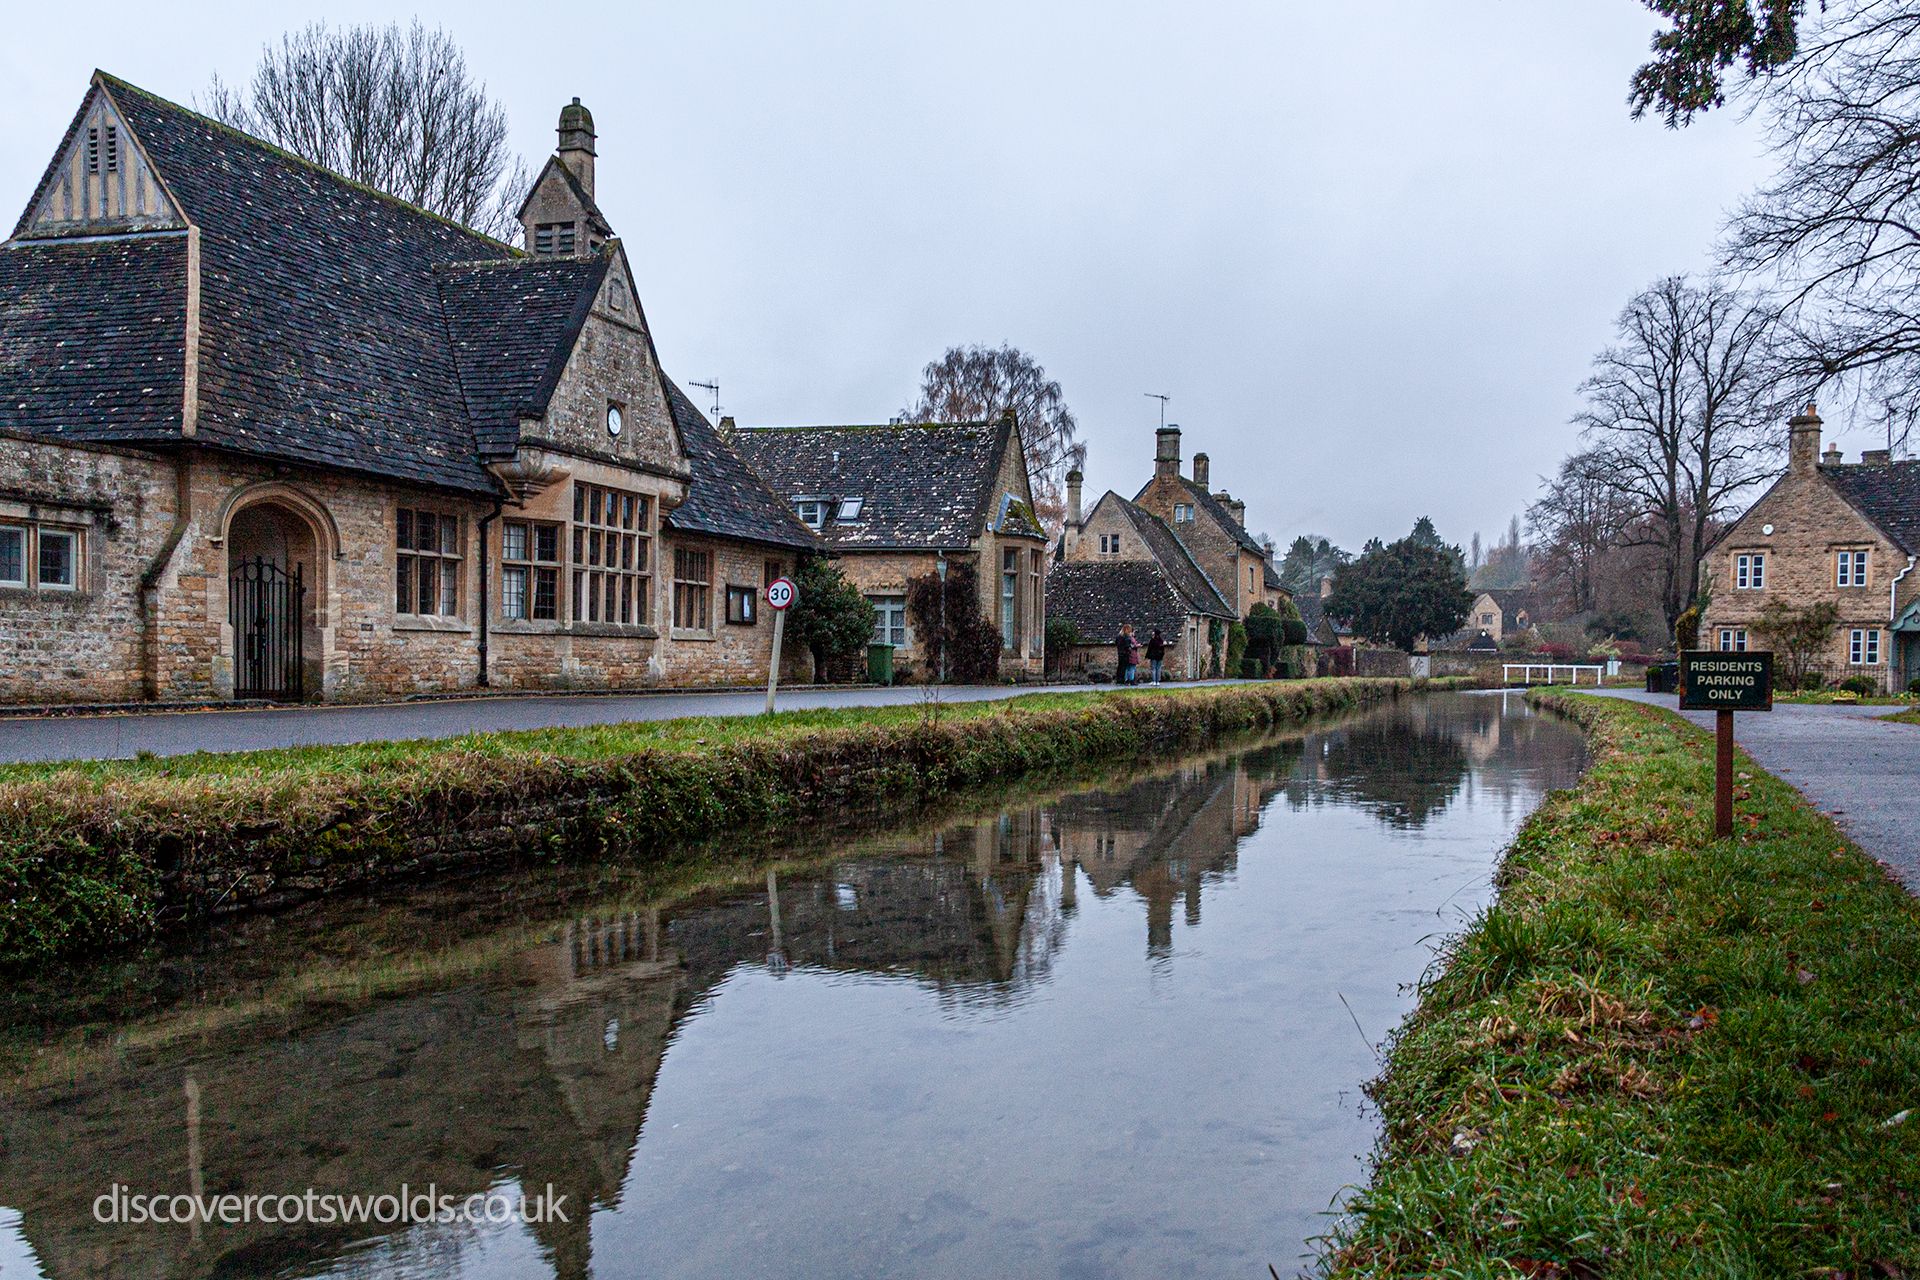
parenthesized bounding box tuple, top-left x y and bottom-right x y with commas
(0, 691, 1583, 1280)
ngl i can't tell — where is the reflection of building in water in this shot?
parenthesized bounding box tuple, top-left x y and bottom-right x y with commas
(0, 754, 1291, 1280)
(1051, 750, 1295, 955)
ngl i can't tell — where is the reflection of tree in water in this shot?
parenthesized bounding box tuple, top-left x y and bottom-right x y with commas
(1280, 701, 1474, 830)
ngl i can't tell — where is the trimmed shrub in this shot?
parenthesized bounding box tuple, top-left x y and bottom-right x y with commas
(1840, 674, 1877, 696)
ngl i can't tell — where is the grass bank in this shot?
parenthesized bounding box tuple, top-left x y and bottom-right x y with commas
(0, 678, 1447, 973)
(1327, 693, 1920, 1278)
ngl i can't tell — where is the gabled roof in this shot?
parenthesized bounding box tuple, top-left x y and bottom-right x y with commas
(1825, 459, 1920, 555)
(513, 155, 613, 238)
(101, 75, 513, 492)
(1105, 495, 1235, 618)
(1293, 592, 1338, 645)
(662, 380, 822, 552)
(1047, 561, 1196, 641)
(1137, 475, 1265, 556)
(732, 420, 1042, 549)
(0, 233, 186, 440)
(1263, 560, 1284, 591)
(438, 254, 609, 457)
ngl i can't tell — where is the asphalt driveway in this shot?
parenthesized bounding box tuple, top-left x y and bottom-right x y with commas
(1599, 690, 1920, 891)
(0, 682, 1136, 766)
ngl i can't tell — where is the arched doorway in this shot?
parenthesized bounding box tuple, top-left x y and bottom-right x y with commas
(226, 501, 320, 699)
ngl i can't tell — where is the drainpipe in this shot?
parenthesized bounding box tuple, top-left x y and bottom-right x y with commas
(476, 499, 503, 688)
(137, 455, 195, 699)
(1894, 554, 1917, 687)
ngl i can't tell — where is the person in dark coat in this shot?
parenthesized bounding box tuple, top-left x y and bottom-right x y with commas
(1145, 627, 1168, 683)
(1116, 623, 1138, 684)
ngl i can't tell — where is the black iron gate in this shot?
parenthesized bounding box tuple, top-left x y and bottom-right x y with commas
(229, 557, 305, 700)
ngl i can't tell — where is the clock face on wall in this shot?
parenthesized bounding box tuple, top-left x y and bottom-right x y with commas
(607, 405, 624, 438)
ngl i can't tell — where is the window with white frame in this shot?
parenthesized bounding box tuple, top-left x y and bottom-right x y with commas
(1850, 628, 1882, 665)
(1734, 552, 1765, 589)
(0, 522, 81, 591)
(1718, 628, 1747, 652)
(836, 498, 865, 522)
(1001, 548, 1019, 649)
(572, 483, 650, 625)
(870, 594, 907, 647)
(1836, 549, 1869, 587)
(501, 520, 559, 621)
(793, 499, 827, 529)
(1174, 503, 1195, 523)
(1098, 533, 1119, 555)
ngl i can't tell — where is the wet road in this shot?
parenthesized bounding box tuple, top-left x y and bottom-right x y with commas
(1598, 690, 1920, 890)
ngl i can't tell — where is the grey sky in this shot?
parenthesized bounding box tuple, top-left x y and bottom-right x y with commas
(2, 2, 1809, 552)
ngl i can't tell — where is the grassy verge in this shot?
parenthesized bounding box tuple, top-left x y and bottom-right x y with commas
(1884, 707, 1920, 726)
(1327, 692, 1920, 1278)
(0, 678, 1451, 973)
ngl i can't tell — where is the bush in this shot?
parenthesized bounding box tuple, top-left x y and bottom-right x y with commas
(906, 564, 1003, 683)
(1909, 677, 1920, 695)
(788, 557, 876, 681)
(1538, 642, 1575, 661)
(1674, 604, 1700, 651)
(1240, 657, 1262, 679)
(1799, 671, 1827, 692)
(1225, 622, 1248, 677)
(1840, 674, 1877, 696)
(1044, 618, 1080, 674)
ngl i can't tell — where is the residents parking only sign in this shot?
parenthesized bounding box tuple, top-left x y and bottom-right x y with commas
(1679, 651, 1773, 711)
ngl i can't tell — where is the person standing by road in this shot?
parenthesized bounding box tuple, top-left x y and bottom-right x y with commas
(1116, 623, 1138, 684)
(1145, 628, 1167, 684)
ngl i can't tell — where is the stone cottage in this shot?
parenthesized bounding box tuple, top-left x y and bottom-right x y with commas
(1050, 479, 1236, 679)
(1700, 405, 1919, 693)
(1131, 427, 1272, 618)
(730, 415, 1049, 679)
(0, 73, 818, 704)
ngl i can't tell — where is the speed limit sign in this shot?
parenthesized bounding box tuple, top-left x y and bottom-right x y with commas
(766, 577, 796, 611)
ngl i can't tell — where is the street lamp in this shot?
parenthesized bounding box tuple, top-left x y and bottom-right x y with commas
(936, 554, 948, 683)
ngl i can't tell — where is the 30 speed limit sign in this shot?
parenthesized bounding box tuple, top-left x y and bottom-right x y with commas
(765, 577, 796, 611)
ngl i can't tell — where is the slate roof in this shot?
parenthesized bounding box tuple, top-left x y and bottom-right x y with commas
(1825, 459, 1920, 555)
(1293, 591, 1337, 646)
(1108, 496, 1235, 618)
(0, 233, 186, 439)
(1047, 561, 1195, 642)
(732, 420, 1044, 549)
(661, 380, 821, 552)
(1136, 475, 1265, 556)
(438, 255, 608, 457)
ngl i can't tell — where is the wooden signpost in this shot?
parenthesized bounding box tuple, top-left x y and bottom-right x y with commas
(1677, 650, 1773, 838)
(764, 576, 795, 715)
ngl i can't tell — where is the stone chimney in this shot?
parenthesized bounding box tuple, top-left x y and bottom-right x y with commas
(1823, 443, 1843, 466)
(557, 98, 596, 199)
(1863, 448, 1893, 465)
(1213, 490, 1246, 528)
(1154, 426, 1181, 482)
(718, 415, 737, 442)
(1788, 403, 1823, 474)
(1065, 467, 1084, 528)
(1318, 575, 1334, 600)
(1192, 452, 1210, 488)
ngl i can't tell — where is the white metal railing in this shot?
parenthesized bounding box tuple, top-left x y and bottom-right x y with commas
(1503, 663, 1606, 686)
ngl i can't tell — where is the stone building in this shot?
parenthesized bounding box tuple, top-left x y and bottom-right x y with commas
(1699, 405, 1920, 693)
(1130, 427, 1272, 618)
(0, 73, 817, 704)
(1049, 481, 1236, 678)
(731, 415, 1050, 679)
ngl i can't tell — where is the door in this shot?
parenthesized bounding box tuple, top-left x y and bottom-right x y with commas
(229, 556, 305, 699)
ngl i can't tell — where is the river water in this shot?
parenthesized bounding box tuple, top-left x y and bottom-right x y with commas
(0, 691, 1584, 1280)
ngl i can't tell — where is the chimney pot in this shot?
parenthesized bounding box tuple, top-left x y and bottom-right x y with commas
(1154, 425, 1181, 482)
(1192, 451, 1211, 488)
(1788, 403, 1823, 475)
(1822, 444, 1843, 465)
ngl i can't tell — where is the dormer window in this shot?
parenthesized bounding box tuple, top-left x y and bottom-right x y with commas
(836, 498, 865, 522)
(793, 499, 827, 529)
(534, 222, 576, 255)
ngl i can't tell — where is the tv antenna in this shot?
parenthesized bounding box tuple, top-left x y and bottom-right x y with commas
(1144, 393, 1171, 427)
(690, 379, 722, 420)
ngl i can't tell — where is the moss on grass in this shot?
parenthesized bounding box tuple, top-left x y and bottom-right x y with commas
(1327, 692, 1920, 1278)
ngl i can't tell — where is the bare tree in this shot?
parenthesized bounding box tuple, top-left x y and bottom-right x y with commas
(904, 344, 1085, 528)
(1528, 450, 1637, 614)
(1575, 276, 1785, 634)
(204, 22, 529, 243)
(1721, 1, 1920, 451)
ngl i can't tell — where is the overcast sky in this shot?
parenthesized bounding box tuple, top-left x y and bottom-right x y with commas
(2, 2, 1817, 552)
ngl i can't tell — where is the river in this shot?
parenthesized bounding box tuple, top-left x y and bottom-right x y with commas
(0, 690, 1584, 1280)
